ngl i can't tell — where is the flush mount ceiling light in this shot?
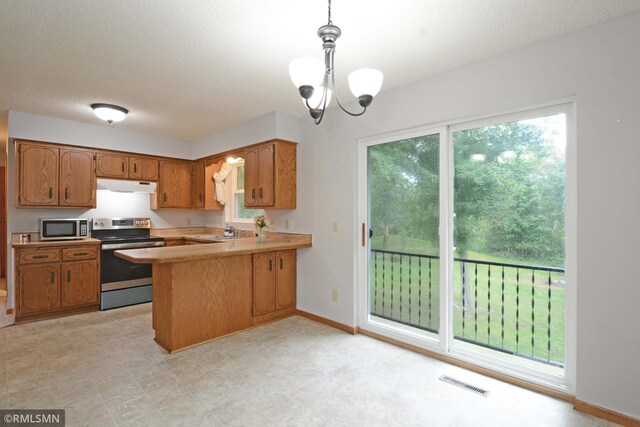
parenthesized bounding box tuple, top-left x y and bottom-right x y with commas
(289, 0, 383, 125)
(91, 103, 129, 124)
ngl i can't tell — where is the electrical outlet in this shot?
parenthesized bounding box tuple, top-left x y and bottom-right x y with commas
(331, 289, 339, 303)
(187, 217, 192, 226)
(286, 219, 294, 230)
(332, 221, 338, 232)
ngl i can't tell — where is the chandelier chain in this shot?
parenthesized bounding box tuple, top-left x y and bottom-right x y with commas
(327, 0, 332, 25)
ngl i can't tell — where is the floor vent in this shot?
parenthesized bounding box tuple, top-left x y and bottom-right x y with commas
(439, 375, 489, 396)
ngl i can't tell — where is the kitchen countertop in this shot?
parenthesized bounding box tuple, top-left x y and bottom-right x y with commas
(115, 232, 312, 264)
(11, 233, 101, 248)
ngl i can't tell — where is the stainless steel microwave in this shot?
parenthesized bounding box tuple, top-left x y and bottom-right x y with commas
(40, 218, 90, 240)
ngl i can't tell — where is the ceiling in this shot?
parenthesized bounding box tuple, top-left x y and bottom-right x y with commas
(1, 1, 639, 141)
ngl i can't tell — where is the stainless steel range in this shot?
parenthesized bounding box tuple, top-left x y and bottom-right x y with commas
(92, 218, 164, 310)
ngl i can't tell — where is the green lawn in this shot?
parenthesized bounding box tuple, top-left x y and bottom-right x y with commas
(369, 235, 565, 366)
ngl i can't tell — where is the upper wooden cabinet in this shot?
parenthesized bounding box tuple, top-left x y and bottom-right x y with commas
(130, 156, 159, 181)
(96, 152, 128, 178)
(192, 160, 205, 209)
(59, 148, 96, 207)
(16, 140, 95, 208)
(154, 160, 193, 209)
(96, 153, 159, 182)
(243, 140, 296, 209)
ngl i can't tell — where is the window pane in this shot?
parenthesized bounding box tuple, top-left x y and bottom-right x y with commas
(234, 192, 262, 220)
(368, 134, 440, 336)
(237, 165, 245, 190)
(452, 113, 566, 369)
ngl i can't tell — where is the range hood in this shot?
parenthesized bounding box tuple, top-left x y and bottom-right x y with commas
(96, 178, 157, 193)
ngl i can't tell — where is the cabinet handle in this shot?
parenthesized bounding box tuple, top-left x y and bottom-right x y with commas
(268, 259, 272, 271)
(121, 161, 125, 172)
(259, 188, 263, 199)
(133, 163, 137, 173)
(163, 193, 167, 202)
(50, 272, 55, 284)
(280, 258, 283, 270)
(252, 188, 256, 200)
(65, 188, 69, 199)
(48, 187, 53, 199)
(32, 255, 49, 259)
(67, 270, 71, 282)
(73, 252, 88, 256)
(199, 193, 203, 202)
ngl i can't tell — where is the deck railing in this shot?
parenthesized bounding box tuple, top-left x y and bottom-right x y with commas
(370, 249, 565, 367)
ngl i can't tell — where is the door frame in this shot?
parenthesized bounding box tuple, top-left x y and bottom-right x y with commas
(356, 99, 576, 394)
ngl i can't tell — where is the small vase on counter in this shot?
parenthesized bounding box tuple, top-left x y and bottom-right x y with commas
(254, 214, 271, 243)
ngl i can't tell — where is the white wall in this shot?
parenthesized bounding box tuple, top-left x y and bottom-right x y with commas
(288, 11, 640, 419)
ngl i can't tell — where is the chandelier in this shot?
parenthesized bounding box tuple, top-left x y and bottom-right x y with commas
(289, 0, 383, 125)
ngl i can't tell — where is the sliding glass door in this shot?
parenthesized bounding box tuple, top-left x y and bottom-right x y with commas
(360, 104, 572, 386)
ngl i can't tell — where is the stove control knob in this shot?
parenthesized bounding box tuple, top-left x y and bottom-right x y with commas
(135, 221, 141, 226)
(145, 220, 150, 225)
(99, 221, 104, 227)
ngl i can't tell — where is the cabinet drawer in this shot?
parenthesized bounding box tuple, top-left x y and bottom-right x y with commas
(18, 249, 61, 264)
(62, 247, 98, 261)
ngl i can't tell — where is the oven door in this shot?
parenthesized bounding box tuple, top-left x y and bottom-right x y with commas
(100, 241, 164, 289)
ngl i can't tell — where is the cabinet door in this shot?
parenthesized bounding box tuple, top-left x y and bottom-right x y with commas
(59, 148, 96, 207)
(19, 263, 60, 315)
(275, 250, 296, 310)
(244, 148, 259, 207)
(96, 152, 128, 178)
(256, 144, 275, 206)
(130, 157, 159, 181)
(61, 261, 98, 307)
(158, 161, 193, 208)
(252, 252, 275, 316)
(17, 142, 59, 206)
(192, 160, 205, 209)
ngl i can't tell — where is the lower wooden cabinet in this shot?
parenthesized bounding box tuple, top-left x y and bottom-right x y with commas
(61, 261, 98, 307)
(252, 250, 296, 316)
(15, 243, 100, 321)
(18, 263, 61, 315)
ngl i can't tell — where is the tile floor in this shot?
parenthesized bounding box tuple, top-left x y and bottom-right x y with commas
(0, 303, 618, 427)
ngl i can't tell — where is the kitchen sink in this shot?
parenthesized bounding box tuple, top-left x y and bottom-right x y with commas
(191, 235, 241, 241)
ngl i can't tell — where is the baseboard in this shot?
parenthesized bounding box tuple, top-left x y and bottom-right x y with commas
(295, 310, 359, 335)
(574, 400, 639, 427)
(359, 328, 575, 403)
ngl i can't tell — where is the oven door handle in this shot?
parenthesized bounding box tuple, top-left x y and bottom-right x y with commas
(102, 241, 165, 250)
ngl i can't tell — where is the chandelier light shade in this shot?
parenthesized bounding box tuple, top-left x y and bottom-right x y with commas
(289, 0, 383, 124)
(91, 103, 129, 124)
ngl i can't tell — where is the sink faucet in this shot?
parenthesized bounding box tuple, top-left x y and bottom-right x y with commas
(228, 226, 237, 237)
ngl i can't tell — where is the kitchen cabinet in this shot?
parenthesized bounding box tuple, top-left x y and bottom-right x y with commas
(97, 152, 159, 181)
(59, 148, 96, 207)
(192, 160, 205, 209)
(16, 142, 59, 207)
(61, 261, 98, 307)
(16, 140, 95, 208)
(243, 140, 296, 209)
(154, 160, 193, 209)
(130, 156, 159, 181)
(252, 250, 296, 316)
(14, 242, 100, 322)
(19, 263, 61, 315)
(96, 152, 129, 178)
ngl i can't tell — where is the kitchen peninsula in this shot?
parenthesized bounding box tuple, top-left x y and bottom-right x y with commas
(115, 233, 311, 352)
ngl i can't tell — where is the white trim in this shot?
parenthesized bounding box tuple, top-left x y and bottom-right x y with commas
(356, 98, 576, 393)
